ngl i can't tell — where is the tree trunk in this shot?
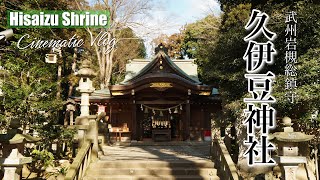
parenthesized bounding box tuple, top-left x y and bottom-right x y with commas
(315, 145, 319, 180)
(56, 64, 62, 99)
(99, 44, 106, 89)
(65, 49, 77, 125)
(68, 47, 77, 97)
(104, 32, 113, 87)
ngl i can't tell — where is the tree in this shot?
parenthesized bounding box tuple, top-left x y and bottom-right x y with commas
(152, 14, 220, 73)
(76, 0, 152, 89)
(183, 15, 221, 81)
(196, 0, 320, 178)
(0, 0, 83, 146)
(152, 33, 185, 59)
(111, 27, 146, 84)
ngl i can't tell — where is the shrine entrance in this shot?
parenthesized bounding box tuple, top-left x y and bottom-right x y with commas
(79, 45, 221, 142)
(139, 104, 184, 141)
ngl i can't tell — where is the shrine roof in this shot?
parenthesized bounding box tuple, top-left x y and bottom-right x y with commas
(120, 51, 201, 85)
(78, 45, 220, 100)
(91, 88, 111, 99)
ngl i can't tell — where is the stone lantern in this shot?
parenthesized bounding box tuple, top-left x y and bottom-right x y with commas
(270, 117, 314, 180)
(76, 59, 96, 117)
(65, 98, 76, 125)
(74, 59, 98, 161)
(0, 119, 40, 180)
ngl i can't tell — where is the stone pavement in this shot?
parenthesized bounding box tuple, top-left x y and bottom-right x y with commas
(100, 142, 211, 161)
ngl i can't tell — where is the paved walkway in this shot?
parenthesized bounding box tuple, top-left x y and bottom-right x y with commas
(100, 142, 211, 162)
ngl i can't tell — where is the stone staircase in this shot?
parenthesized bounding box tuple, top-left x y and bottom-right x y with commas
(83, 143, 220, 180)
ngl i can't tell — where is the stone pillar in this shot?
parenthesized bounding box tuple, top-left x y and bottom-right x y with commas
(75, 116, 89, 147)
(70, 111, 74, 125)
(80, 92, 90, 116)
(279, 156, 307, 180)
(75, 115, 98, 161)
(2, 166, 21, 180)
(87, 115, 99, 162)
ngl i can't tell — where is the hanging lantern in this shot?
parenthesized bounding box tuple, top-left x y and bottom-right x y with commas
(140, 104, 143, 111)
(169, 109, 171, 114)
(144, 107, 149, 114)
(174, 107, 178, 114)
(170, 116, 173, 120)
(180, 104, 182, 110)
(159, 111, 163, 117)
(153, 109, 156, 115)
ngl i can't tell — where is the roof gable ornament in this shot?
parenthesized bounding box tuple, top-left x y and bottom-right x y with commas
(150, 82, 173, 91)
(155, 43, 168, 55)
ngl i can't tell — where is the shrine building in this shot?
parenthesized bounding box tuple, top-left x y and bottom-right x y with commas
(74, 45, 221, 142)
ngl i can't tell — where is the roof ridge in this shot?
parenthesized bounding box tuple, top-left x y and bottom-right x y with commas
(121, 51, 201, 85)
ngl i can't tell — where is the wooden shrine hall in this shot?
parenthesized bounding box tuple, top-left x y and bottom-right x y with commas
(74, 44, 221, 142)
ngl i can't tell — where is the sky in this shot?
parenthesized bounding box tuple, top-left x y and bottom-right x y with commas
(132, 0, 222, 56)
(150, 0, 221, 34)
(89, 0, 222, 56)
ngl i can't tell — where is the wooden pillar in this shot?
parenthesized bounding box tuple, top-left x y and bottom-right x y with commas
(200, 105, 205, 140)
(131, 102, 137, 140)
(185, 101, 190, 141)
(200, 105, 205, 129)
(137, 108, 143, 141)
(109, 104, 112, 124)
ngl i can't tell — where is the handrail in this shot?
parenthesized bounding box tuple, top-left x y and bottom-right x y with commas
(212, 139, 239, 180)
(65, 140, 93, 180)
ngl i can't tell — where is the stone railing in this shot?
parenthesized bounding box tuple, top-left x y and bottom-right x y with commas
(211, 139, 239, 180)
(65, 140, 93, 180)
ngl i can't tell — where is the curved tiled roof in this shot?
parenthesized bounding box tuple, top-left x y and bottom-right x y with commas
(120, 51, 201, 85)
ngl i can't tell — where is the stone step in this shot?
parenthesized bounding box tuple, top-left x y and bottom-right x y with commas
(86, 167, 217, 176)
(83, 175, 220, 180)
(83, 144, 219, 180)
(99, 156, 209, 161)
(91, 160, 215, 169)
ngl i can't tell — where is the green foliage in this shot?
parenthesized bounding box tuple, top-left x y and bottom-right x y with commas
(45, 165, 69, 179)
(192, 0, 320, 123)
(111, 27, 146, 84)
(56, 165, 69, 175)
(0, 114, 8, 131)
(183, 15, 221, 59)
(34, 122, 76, 152)
(28, 149, 54, 176)
(198, 4, 251, 101)
(273, 48, 320, 120)
(0, 0, 84, 131)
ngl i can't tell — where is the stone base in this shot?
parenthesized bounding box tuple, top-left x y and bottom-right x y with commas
(1, 166, 22, 180)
